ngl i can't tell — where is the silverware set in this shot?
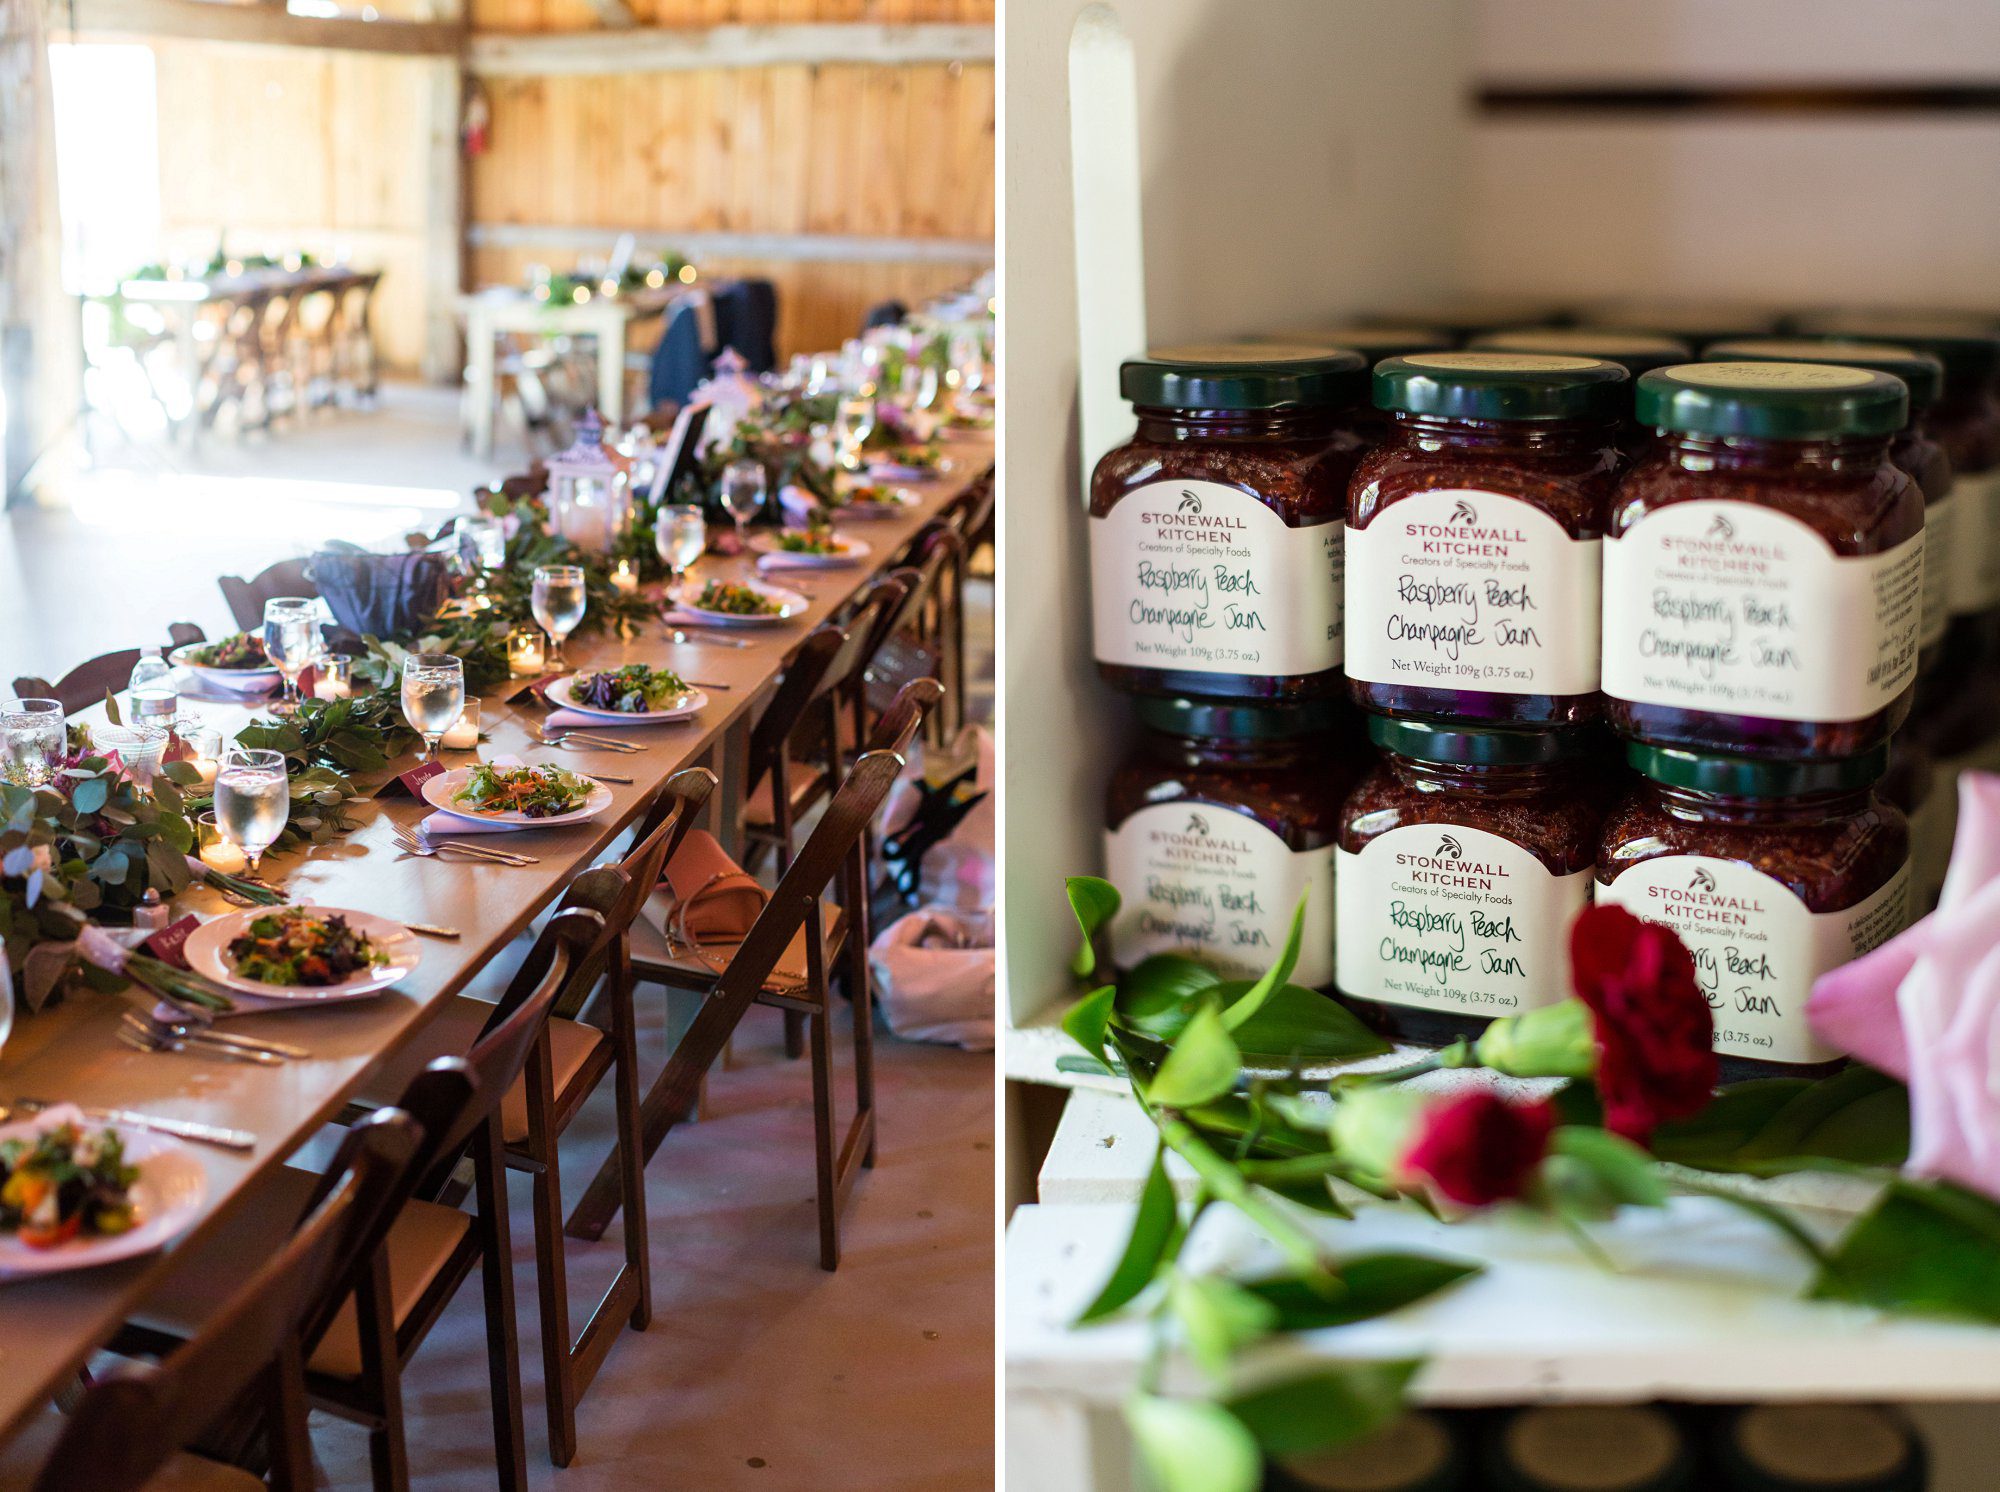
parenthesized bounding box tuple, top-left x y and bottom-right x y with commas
(119, 1010, 302, 1066)
(0, 1098, 256, 1151)
(664, 627, 754, 649)
(539, 729, 644, 753)
(389, 825, 538, 866)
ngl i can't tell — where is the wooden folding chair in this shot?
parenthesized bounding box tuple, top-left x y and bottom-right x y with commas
(8, 1109, 421, 1492)
(218, 559, 318, 632)
(568, 682, 940, 1270)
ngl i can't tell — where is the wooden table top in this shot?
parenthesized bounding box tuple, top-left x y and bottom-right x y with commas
(0, 431, 991, 1443)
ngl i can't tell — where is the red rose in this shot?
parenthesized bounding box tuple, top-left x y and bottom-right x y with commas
(1399, 1090, 1556, 1207)
(1570, 903, 1717, 1143)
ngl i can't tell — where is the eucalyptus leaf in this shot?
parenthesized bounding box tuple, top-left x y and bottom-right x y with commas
(158, 761, 204, 788)
(1066, 876, 1120, 979)
(1241, 1255, 1481, 1331)
(1224, 1359, 1423, 1458)
(1149, 1003, 1241, 1110)
(1812, 1179, 2000, 1323)
(1126, 1396, 1261, 1492)
(71, 777, 109, 816)
(1075, 1144, 1179, 1325)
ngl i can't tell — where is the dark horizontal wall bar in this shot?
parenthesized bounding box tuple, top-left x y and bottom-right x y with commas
(1478, 84, 2000, 114)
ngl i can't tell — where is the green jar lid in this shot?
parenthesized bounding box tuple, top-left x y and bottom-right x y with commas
(1483, 1407, 1697, 1492)
(1374, 351, 1628, 421)
(1136, 694, 1343, 741)
(1588, 302, 1782, 347)
(1628, 741, 1890, 796)
(1122, 343, 1368, 412)
(1368, 714, 1588, 765)
(1268, 1412, 1467, 1492)
(1714, 1405, 1924, 1492)
(1635, 362, 1908, 439)
(1473, 327, 1692, 379)
(1258, 326, 1453, 363)
(1791, 312, 2000, 385)
(1706, 339, 1944, 410)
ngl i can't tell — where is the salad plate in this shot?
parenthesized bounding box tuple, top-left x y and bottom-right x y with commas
(185, 906, 421, 1002)
(545, 666, 707, 723)
(749, 529, 870, 569)
(170, 634, 281, 694)
(676, 579, 810, 627)
(829, 481, 919, 521)
(424, 762, 614, 827)
(0, 1106, 207, 1280)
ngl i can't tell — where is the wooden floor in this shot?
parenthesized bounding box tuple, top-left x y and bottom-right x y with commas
(12, 392, 999, 1488)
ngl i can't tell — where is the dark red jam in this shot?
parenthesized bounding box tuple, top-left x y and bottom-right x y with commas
(1335, 718, 1607, 1049)
(1710, 338, 1953, 671)
(1603, 363, 1923, 759)
(1091, 344, 1368, 702)
(1471, 327, 1692, 464)
(1346, 352, 1625, 726)
(1598, 744, 1910, 1081)
(1103, 696, 1366, 989)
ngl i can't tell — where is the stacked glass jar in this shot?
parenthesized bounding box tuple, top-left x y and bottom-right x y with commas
(1090, 345, 1373, 990)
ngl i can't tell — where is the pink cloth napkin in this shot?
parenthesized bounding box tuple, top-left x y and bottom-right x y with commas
(545, 707, 684, 729)
(422, 809, 520, 835)
(865, 461, 928, 482)
(756, 551, 843, 572)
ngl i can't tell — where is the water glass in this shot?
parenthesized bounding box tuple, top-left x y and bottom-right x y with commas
(718, 461, 768, 545)
(530, 564, 587, 668)
(94, 722, 169, 786)
(400, 653, 466, 761)
(215, 746, 289, 873)
(654, 504, 707, 587)
(262, 597, 319, 715)
(834, 396, 876, 470)
(0, 699, 65, 788)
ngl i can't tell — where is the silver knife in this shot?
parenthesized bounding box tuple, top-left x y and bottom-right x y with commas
(12, 1097, 255, 1152)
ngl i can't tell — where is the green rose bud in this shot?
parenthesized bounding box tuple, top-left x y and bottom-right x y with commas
(1328, 1086, 1426, 1187)
(1471, 998, 1597, 1078)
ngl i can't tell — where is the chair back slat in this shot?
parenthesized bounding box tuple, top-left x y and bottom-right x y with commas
(14, 650, 140, 715)
(218, 558, 318, 632)
(819, 576, 907, 703)
(866, 678, 945, 760)
(743, 625, 845, 801)
(32, 1109, 423, 1492)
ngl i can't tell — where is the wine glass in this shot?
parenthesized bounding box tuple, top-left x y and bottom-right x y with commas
(530, 564, 587, 668)
(0, 699, 64, 787)
(654, 504, 707, 594)
(834, 396, 876, 471)
(262, 597, 318, 715)
(400, 653, 465, 762)
(214, 746, 289, 874)
(718, 461, 768, 546)
(459, 515, 507, 588)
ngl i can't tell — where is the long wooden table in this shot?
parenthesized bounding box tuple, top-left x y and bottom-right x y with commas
(0, 430, 991, 1445)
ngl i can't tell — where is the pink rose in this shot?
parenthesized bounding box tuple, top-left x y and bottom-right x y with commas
(1808, 772, 2000, 1194)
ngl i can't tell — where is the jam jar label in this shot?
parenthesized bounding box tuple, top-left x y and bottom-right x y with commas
(1597, 855, 1910, 1066)
(1920, 488, 1955, 648)
(1947, 468, 2000, 614)
(1104, 802, 1334, 986)
(1091, 480, 1342, 678)
(1602, 499, 1923, 723)
(1345, 489, 1600, 697)
(1334, 824, 1590, 1018)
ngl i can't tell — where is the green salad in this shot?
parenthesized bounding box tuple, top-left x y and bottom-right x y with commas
(451, 762, 594, 818)
(227, 906, 388, 987)
(568, 663, 693, 713)
(186, 632, 269, 669)
(0, 1122, 140, 1247)
(693, 580, 784, 616)
(775, 521, 843, 556)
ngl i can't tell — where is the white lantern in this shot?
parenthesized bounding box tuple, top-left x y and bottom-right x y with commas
(543, 409, 629, 555)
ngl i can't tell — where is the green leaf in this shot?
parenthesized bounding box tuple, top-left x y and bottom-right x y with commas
(71, 777, 109, 816)
(1148, 1002, 1241, 1109)
(102, 691, 122, 725)
(1545, 1126, 1668, 1215)
(1120, 955, 1226, 1036)
(1225, 1360, 1423, 1458)
(1066, 876, 1120, 979)
(158, 761, 204, 788)
(1651, 1068, 1909, 1173)
(1812, 1179, 2000, 1323)
(1229, 983, 1390, 1064)
(1170, 1273, 1278, 1382)
(1061, 985, 1118, 1068)
(1220, 893, 1306, 1032)
(1126, 1396, 1260, 1492)
(1075, 1144, 1179, 1324)
(1240, 1254, 1481, 1330)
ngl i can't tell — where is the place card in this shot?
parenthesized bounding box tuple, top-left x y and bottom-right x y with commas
(505, 674, 563, 707)
(142, 914, 201, 970)
(374, 759, 447, 800)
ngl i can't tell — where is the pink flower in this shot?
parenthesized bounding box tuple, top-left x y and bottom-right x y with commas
(1808, 772, 2000, 1195)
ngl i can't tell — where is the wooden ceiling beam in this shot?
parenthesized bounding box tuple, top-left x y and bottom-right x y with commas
(469, 21, 993, 77)
(49, 0, 465, 56)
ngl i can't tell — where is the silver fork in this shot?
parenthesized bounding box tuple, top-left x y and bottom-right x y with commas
(118, 1020, 285, 1066)
(389, 827, 536, 866)
(538, 731, 644, 753)
(123, 1009, 304, 1062)
(663, 628, 754, 649)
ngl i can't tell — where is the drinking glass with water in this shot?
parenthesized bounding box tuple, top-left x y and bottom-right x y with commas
(215, 746, 290, 873)
(400, 653, 465, 762)
(531, 565, 587, 668)
(263, 597, 319, 715)
(0, 699, 64, 788)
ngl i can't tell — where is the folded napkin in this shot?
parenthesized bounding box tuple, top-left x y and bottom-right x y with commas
(545, 707, 684, 730)
(422, 810, 518, 835)
(756, 551, 836, 572)
(778, 484, 823, 524)
(866, 461, 928, 482)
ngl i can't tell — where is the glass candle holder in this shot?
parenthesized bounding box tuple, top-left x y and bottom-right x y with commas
(507, 627, 547, 677)
(194, 811, 248, 876)
(440, 698, 482, 750)
(314, 653, 355, 700)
